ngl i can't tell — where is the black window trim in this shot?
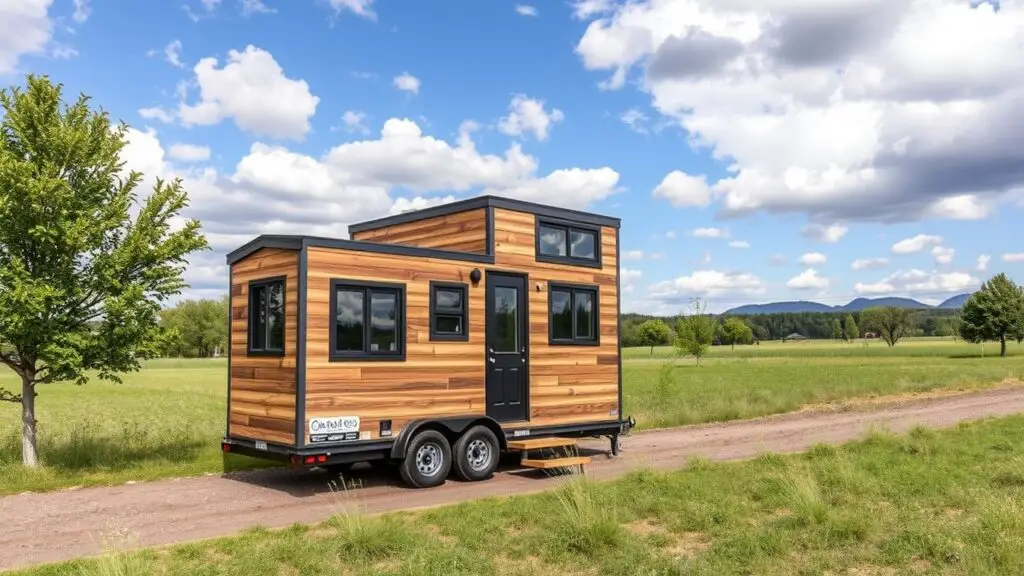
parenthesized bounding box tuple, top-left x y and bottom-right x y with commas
(548, 281, 601, 346)
(535, 216, 603, 269)
(429, 281, 470, 342)
(329, 279, 407, 362)
(247, 275, 287, 357)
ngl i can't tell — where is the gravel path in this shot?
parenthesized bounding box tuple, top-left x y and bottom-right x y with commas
(2, 383, 1023, 572)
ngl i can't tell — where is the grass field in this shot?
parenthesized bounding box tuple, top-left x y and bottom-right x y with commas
(1, 338, 1022, 495)
(16, 413, 1024, 575)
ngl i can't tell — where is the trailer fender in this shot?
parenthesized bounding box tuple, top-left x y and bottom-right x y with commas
(390, 417, 507, 459)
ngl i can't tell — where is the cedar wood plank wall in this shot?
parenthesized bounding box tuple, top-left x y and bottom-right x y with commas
(350, 208, 489, 254)
(228, 248, 299, 445)
(300, 206, 618, 443)
(491, 208, 619, 426)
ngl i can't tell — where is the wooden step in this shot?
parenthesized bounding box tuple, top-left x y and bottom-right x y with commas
(520, 456, 592, 470)
(506, 437, 578, 450)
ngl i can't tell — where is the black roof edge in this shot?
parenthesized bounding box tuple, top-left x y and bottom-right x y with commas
(225, 234, 496, 266)
(347, 195, 621, 235)
(224, 235, 303, 265)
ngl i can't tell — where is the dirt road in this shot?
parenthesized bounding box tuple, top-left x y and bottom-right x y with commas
(3, 384, 1024, 572)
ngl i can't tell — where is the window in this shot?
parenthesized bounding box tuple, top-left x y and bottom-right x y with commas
(548, 283, 599, 345)
(330, 280, 405, 360)
(536, 218, 600, 267)
(248, 277, 285, 355)
(430, 282, 469, 341)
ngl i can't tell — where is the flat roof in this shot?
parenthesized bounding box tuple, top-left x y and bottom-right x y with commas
(347, 194, 621, 234)
(225, 234, 496, 266)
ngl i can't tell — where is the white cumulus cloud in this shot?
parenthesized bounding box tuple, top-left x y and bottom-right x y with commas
(393, 72, 420, 94)
(801, 222, 849, 243)
(851, 258, 888, 271)
(573, 0, 1024, 223)
(932, 246, 955, 265)
(892, 234, 943, 255)
(798, 252, 827, 266)
(650, 270, 766, 301)
(692, 226, 728, 238)
(653, 170, 712, 207)
(178, 45, 320, 141)
(498, 94, 564, 141)
(854, 269, 979, 295)
(787, 269, 829, 291)
(168, 143, 211, 162)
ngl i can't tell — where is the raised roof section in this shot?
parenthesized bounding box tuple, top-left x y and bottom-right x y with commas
(347, 195, 621, 235)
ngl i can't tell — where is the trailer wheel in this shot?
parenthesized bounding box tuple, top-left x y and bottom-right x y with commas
(399, 429, 452, 488)
(452, 425, 499, 482)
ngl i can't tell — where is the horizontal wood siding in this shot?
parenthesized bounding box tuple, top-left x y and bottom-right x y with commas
(300, 206, 619, 441)
(350, 208, 488, 254)
(229, 248, 298, 445)
(492, 208, 619, 427)
(304, 247, 486, 443)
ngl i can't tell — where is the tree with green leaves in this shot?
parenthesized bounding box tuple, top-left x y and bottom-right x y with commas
(959, 273, 1024, 357)
(0, 75, 208, 466)
(636, 318, 671, 355)
(160, 297, 228, 357)
(674, 297, 717, 366)
(721, 317, 754, 350)
(843, 314, 859, 342)
(860, 306, 915, 347)
(830, 317, 843, 341)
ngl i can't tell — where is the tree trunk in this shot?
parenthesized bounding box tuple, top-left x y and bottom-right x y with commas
(650, 345, 654, 355)
(1001, 335, 1007, 357)
(21, 375, 38, 467)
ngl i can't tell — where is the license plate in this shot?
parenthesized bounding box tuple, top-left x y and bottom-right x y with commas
(254, 440, 267, 451)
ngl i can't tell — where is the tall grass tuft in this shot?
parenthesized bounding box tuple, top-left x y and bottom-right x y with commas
(550, 476, 624, 556)
(324, 478, 417, 563)
(78, 528, 149, 576)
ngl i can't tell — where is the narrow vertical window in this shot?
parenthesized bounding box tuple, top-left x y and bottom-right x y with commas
(248, 277, 286, 355)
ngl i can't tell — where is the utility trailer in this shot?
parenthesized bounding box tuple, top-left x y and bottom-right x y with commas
(220, 196, 634, 488)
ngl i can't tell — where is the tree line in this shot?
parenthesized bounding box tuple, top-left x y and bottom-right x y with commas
(622, 273, 1024, 358)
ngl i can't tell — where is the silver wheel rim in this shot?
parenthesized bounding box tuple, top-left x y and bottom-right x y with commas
(416, 442, 443, 477)
(466, 438, 491, 471)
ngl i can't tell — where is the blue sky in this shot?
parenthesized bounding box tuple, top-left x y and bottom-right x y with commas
(4, 0, 1023, 313)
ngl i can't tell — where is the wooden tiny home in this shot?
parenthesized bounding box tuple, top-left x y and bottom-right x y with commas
(222, 196, 632, 487)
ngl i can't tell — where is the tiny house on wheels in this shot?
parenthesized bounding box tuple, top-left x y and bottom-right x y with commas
(220, 196, 633, 488)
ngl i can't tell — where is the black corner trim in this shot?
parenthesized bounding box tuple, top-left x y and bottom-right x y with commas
(547, 281, 601, 347)
(535, 217, 604, 269)
(615, 228, 623, 421)
(429, 281, 470, 342)
(485, 205, 495, 257)
(328, 279, 407, 362)
(295, 246, 307, 448)
(247, 276, 287, 357)
(225, 266, 233, 438)
(346, 194, 620, 237)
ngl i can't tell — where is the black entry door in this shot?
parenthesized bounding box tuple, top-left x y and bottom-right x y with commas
(485, 272, 528, 422)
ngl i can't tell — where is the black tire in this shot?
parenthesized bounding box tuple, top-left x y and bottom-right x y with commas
(399, 429, 452, 488)
(452, 425, 500, 482)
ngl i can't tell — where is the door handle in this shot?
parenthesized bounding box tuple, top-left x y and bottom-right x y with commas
(488, 357, 495, 363)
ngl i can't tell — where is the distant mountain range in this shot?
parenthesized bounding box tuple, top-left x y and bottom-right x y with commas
(725, 293, 971, 315)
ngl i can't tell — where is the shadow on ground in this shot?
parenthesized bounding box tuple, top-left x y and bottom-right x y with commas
(221, 446, 612, 497)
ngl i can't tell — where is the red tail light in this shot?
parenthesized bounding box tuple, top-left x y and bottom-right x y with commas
(221, 443, 232, 452)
